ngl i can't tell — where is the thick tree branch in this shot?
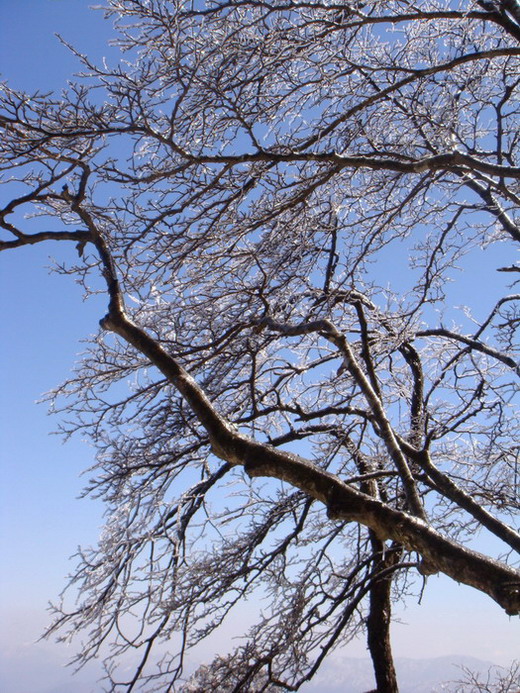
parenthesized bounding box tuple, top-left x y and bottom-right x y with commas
(0, 228, 91, 251)
(97, 303, 520, 614)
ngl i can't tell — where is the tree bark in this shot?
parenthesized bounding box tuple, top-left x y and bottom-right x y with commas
(366, 538, 401, 693)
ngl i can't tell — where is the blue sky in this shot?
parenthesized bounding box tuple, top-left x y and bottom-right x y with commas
(0, 2, 518, 691)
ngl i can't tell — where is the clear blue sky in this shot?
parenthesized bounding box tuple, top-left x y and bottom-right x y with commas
(0, 2, 518, 691)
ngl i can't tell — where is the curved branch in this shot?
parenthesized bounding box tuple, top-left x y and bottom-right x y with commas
(417, 327, 520, 373)
(97, 305, 520, 614)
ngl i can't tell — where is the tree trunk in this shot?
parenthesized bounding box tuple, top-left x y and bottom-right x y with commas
(366, 537, 400, 693)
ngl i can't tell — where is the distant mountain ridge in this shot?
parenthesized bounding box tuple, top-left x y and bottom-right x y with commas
(0, 647, 512, 692)
(301, 654, 506, 692)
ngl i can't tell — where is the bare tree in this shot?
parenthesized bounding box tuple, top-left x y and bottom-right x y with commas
(1, 1, 519, 691)
(453, 660, 520, 692)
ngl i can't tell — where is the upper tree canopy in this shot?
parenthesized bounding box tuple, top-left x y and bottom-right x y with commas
(1, 1, 519, 691)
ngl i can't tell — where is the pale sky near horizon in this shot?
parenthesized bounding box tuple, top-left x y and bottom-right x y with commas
(0, 2, 518, 691)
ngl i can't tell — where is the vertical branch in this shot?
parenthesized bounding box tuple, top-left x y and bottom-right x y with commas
(399, 342, 425, 449)
(325, 323, 427, 521)
(260, 316, 426, 519)
(366, 538, 402, 693)
(346, 437, 400, 692)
